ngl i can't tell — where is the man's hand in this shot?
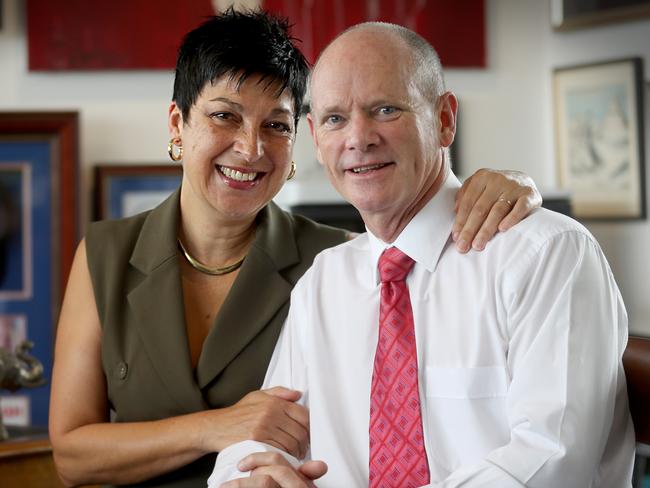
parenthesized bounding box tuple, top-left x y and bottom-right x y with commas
(219, 452, 328, 488)
(206, 387, 310, 459)
(453, 169, 542, 253)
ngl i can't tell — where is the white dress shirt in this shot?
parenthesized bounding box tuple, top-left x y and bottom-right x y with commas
(208, 174, 635, 488)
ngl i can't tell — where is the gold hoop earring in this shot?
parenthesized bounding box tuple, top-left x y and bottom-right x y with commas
(287, 161, 296, 180)
(168, 138, 183, 162)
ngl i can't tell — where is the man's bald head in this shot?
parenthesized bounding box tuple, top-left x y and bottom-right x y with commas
(310, 22, 446, 105)
(306, 21, 457, 243)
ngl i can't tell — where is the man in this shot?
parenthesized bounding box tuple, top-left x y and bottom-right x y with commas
(209, 22, 635, 488)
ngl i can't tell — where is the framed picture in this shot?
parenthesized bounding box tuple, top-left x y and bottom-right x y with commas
(95, 165, 182, 220)
(551, 0, 650, 31)
(27, 0, 485, 69)
(0, 163, 32, 300)
(553, 58, 646, 220)
(0, 111, 79, 426)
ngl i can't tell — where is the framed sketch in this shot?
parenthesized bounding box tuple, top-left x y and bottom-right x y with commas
(0, 111, 79, 426)
(95, 165, 182, 220)
(551, 0, 650, 31)
(553, 58, 646, 219)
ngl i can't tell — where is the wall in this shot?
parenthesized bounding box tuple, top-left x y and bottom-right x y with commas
(453, 1, 650, 336)
(1, 0, 649, 334)
(545, 10, 650, 338)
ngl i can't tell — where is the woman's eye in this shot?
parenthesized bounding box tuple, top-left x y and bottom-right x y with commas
(210, 112, 233, 120)
(268, 121, 292, 133)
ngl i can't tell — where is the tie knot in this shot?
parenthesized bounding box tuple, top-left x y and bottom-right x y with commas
(378, 247, 415, 283)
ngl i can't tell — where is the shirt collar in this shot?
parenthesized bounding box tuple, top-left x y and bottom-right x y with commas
(367, 172, 461, 284)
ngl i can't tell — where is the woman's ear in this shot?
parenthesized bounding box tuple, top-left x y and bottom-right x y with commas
(168, 102, 184, 139)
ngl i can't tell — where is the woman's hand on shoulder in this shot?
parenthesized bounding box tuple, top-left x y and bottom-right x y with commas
(453, 169, 542, 253)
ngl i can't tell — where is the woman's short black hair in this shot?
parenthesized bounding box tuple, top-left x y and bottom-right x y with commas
(172, 8, 309, 126)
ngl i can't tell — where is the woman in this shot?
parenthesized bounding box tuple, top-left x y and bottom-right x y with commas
(49, 9, 541, 488)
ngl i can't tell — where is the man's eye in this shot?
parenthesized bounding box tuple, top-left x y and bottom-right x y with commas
(378, 106, 398, 116)
(325, 115, 343, 125)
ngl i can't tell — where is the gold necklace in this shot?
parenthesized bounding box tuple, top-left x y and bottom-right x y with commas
(177, 239, 245, 276)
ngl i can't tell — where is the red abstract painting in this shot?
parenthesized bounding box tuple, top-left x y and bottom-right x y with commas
(27, 0, 484, 70)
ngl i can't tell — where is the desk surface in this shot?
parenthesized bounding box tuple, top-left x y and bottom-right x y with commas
(0, 425, 51, 457)
(0, 426, 66, 487)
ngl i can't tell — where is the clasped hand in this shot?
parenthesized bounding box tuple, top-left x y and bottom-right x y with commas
(220, 452, 328, 488)
(215, 386, 327, 487)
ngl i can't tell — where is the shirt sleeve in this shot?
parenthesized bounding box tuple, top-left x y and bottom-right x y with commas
(428, 230, 632, 487)
(260, 279, 310, 396)
(206, 441, 302, 487)
(206, 281, 311, 486)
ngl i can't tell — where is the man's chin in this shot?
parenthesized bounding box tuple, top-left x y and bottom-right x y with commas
(347, 197, 391, 220)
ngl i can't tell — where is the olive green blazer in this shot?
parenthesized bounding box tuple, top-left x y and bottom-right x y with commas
(85, 188, 348, 487)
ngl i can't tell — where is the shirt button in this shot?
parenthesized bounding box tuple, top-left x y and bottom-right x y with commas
(117, 362, 128, 380)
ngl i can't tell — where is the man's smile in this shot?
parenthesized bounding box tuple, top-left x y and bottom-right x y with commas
(347, 162, 394, 175)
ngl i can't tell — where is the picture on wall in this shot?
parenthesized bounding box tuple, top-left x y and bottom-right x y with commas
(553, 58, 646, 219)
(551, 0, 650, 31)
(95, 165, 182, 220)
(27, 0, 485, 69)
(0, 165, 32, 300)
(0, 111, 79, 426)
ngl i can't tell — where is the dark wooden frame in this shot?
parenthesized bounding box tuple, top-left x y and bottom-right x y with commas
(551, 0, 650, 31)
(0, 112, 79, 296)
(94, 164, 182, 220)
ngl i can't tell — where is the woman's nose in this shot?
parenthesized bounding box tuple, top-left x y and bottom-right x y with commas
(233, 126, 264, 162)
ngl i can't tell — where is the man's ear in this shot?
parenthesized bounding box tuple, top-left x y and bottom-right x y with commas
(168, 102, 184, 139)
(307, 112, 324, 166)
(438, 92, 458, 148)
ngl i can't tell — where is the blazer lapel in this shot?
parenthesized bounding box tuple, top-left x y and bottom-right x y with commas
(127, 189, 205, 412)
(196, 203, 299, 389)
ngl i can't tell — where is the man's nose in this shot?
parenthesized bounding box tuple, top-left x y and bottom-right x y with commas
(345, 115, 380, 152)
(233, 126, 264, 162)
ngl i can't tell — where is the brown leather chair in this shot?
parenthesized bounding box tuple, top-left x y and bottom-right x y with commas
(624, 336, 650, 487)
(624, 336, 650, 445)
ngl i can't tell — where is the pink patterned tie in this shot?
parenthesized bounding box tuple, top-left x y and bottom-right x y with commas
(369, 247, 429, 488)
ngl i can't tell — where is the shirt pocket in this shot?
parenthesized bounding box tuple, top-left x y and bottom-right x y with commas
(423, 366, 510, 473)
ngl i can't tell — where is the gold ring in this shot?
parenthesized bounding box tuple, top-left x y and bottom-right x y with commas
(498, 197, 513, 207)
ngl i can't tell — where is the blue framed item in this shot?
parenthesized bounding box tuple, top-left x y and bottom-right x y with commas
(0, 112, 79, 428)
(95, 165, 182, 220)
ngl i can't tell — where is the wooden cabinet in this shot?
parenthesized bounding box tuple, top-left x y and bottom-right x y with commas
(0, 429, 64, 488)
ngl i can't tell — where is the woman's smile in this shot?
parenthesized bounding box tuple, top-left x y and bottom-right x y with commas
(215, 163, 267, 190)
